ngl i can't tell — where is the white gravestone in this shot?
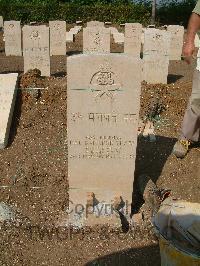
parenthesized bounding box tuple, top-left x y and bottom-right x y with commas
(66, 32, 74, 42)
(4, 21, 22, 56)
(83, 27, 110, 53)
(0, 73, 18, 149)
(66, 26, 82, 42)
(110, 27, 124, 44)
(113, 33, 124, 44)
(23, 25, 50, 76)
(71, 26, 82, 35)
(143, 28, 170, 84)
(167, 25, 184, 60)
(124, 23, 142, 57)
(49, 21, 66, 55)
(67, 54, 142, 225)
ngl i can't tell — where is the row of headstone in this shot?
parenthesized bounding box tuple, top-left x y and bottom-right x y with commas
(67, 22, 174, 226)
(66, 21, 185, 226)
(83, 23, 170, 84)
(83, 23, 143, 56)
(113, 24, 184, 62)
(2, 20, 184, 83)
(0, 21, 143, 227)
(3, 20, 184, 58)
(0, 21, 184, 227)
(4, 20, 68, 57)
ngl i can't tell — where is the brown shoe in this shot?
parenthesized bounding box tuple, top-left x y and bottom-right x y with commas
(173, 139, 191, 158)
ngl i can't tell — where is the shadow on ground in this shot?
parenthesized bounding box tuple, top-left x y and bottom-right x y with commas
(7, 80, 23, 147)
(85, 244, 160, 266)
(168, 74, 183, 84)
(132, 135, 177, 213)
(66, 50, 82, 56)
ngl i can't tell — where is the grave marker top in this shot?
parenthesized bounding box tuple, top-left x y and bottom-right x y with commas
(143, 28, 170, 56)
(167, 25, 184, 60)
(83, 27, 110, 54)
(4, 21, 22, 56)
(49, 20, 66, 55)
(124, 23, 142, 56)
(23, 25, 50, 76)
(167, 25, 184, 37)
(143, 29, 170, 84)
(87, 21, 104, 27)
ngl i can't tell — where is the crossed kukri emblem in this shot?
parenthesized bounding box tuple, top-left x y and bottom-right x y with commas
(90, 65, 122, 100)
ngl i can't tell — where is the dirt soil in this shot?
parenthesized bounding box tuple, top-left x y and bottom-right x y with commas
(0, 28, 200, 266)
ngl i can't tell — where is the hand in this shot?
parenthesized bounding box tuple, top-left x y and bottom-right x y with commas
(182, 41, 195, 64)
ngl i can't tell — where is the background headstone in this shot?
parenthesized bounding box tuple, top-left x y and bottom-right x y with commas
(66, 26, 82, 42)
(113, 33, 124, 44)
(67, 54, 142, 225)
(23, 25, 50, 76)
(71, 26, 82, 35)
(0, 73, 18, 149)
(87, 21, 104, 27)
(167, 25, 184, 60)
(110, 27, 124, 44)
(124, 23, 142, 56)
(4, 21, 22, 56)
(143, 28, 170, 84)
(49, 20, 66, 55)
(66, 31, 74, 42)
(83, 27, 110, 53)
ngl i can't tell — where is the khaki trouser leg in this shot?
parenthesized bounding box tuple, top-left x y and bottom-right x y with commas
(181, 69, 200, 142)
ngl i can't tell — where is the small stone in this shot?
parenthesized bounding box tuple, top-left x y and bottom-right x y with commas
(132, 213, 143, 225)
(86, 192, 95, 206)
(112, 196, 123, 210)
(0, 202, 15, 222)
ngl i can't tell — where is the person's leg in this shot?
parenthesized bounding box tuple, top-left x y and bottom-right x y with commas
(173, 69, 200, 158)
(181, 69, 200, 141)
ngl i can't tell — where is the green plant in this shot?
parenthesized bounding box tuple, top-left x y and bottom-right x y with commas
(0, 0, 196, 26)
